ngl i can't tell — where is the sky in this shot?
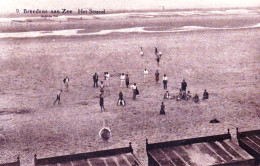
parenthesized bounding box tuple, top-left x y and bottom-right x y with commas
(0, 0, 259, 13)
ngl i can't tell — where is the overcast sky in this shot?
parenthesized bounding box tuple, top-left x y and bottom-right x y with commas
(0, 0, 259, 13)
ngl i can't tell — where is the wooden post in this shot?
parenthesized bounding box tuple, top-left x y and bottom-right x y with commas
(129, 142, 133, 153)
(34, 154, 37, 166)
(146, 139, 148, 152)
(17, 156, 20, 166)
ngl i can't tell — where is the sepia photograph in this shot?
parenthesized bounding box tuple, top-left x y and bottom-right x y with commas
(0, 0, 259, 165)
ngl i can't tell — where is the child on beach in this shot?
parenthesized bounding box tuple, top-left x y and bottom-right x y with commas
(193, 94, 199, 103)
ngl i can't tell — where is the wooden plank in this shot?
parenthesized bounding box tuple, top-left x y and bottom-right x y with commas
(161, 148, 186, 166)
(196, 143, 225, 164)
(218, 141, 244, 160)
(105, 157, 117, 166)
(124, 154, 138, 165)
(174, 146, 199, 166)
(207, 142, 233, 162)
(88, 158, 106, 166)
(248, 135, 260, 147)
(240, 137, 260, 154)
(59, 162, 72, 166)
(149, 150, 175, 166)
(117, 155, 130, 166)
(224, 140, 253, 159)
(71, 160, 90, 166)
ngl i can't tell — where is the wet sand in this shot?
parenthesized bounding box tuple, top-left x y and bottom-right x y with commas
(0, 15, 259, 165)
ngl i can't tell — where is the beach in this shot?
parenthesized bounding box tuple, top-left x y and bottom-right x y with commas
(0, 9, 259, 165)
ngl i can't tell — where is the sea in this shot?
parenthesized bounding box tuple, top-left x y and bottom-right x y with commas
(0, 8, 259, 38)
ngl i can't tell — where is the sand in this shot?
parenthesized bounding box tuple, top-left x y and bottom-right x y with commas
(0, 15, 259, 166)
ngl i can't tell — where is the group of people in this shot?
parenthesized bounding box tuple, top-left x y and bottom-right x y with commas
(93, 72, 139, 112)
(163, 79, 209, 102)
(140, 47, 163, 66)
(53, 47, 209, 116)
(53, 76, 69, 105)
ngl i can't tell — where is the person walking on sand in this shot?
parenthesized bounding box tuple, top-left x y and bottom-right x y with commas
(120, 73, 126, 88)
(144, 69, 148, 83)
(181, 79, 187, 92)
(160, 102, 165, 115)
(99, 94, 105, 112)
(163, 74, 168, 90)
(63, 76, 69, 92)
(125, 74, 130, 88)
(93, 73, 99, 88)
(53, 89, 62, 105)
(140, 47, 144, 56)
(155, 47, 158, 56)
(155, 70, 159, 84)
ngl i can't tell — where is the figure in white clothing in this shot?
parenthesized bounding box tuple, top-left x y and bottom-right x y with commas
(120, 73, 126, 87)
(104, 72, 110, 87)
(163, 74, 168, 90)
(144, 69, 148, 83)
(63, 76, 69, 92)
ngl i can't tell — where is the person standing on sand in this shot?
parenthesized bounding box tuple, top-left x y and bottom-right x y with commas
(120, 73, 126, 88)
(140, 47, 144, 56)
(144, 69, 148, 83)
(93, 73, 99, 88)
(158, 51, 162, 58)
(118, 91, 125, 106)
(132, 83, 138, 100)
(99, 94, 105, 112)
(203, 89, 209, 100)
(125, 74, 130, 88)
(63, 76, 69, 92)
(100, 81, 104, 96)
(53, 89, 62, 105)
(156, 57, 160, 66)
(181, 79, 187, 92)
(163, 74, 168, 90)
(160, 102, 165, 115)
(155, 70, 160, 83)
(105, 72, 110, 87)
